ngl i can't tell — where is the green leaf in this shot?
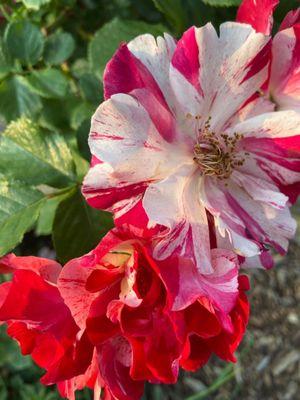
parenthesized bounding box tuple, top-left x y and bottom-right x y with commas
(201, 0, 241, 6)
(0, 38, 14, 80)
(0, 76, 42, 122)
(26, 69, 69, 99)
(44, 31, 75, 65)
(21, 0, 51, 10)
(88, 18, 166, 78)
(0, 118, 76, 187)
(39, 96, 80, 132)
(53, 188, 113, 263)
(0, 327, 32, 370)
(79, 73, 102, 105)
(4, 21, 44, 65)
(152, 0, 187, 33)
(35, 189, 73, 236)
(0, 178, 45, 256)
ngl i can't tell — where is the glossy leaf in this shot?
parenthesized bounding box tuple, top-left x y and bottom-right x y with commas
(53, 188, 113, 263)
(88, 18, 166, 78)
(0, 178, 45, 256)
(0, 118, 76, 187)
(4, 21, 44, 65)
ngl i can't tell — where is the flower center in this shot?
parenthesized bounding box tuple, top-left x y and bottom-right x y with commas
(192, 117, 246, 180)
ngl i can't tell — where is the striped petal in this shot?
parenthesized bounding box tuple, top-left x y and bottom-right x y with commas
(103, 34, 178, 143)
(170, 23, 271, 133)
(232, 111, 300, 196)
(203, 173, 296, 258)
(83, 93, 190, 213)
(143, 164, 213, 275)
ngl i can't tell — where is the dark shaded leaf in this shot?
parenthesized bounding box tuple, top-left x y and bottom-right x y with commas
(53, 188, 113, 263)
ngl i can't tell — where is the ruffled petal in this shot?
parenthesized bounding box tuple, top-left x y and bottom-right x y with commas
(58, 256, 99, 330)
(0, 253, 61, 283)
(0, 265, 93, 386)
(225, 183, 295, 254)
(98, 337, 144, 400)
(157, 249, 239, 313)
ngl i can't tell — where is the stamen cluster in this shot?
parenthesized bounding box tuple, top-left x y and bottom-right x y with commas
(193, 117, 246, 180)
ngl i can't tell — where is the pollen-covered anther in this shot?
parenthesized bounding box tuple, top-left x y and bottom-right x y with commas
(193, 129, 246, 179)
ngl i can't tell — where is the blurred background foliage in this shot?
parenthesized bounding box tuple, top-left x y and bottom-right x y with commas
(0, 0, 299, 399)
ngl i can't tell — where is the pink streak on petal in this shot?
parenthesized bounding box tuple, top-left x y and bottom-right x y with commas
(225, 191, 286, 254)
(130, 87, 177, 143)
(171, 26, 202, 94)
(242, 40, 271, 84)
(83, 180, 149, 211)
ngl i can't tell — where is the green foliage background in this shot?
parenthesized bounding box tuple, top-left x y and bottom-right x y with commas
(0, 0, 298, 399)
